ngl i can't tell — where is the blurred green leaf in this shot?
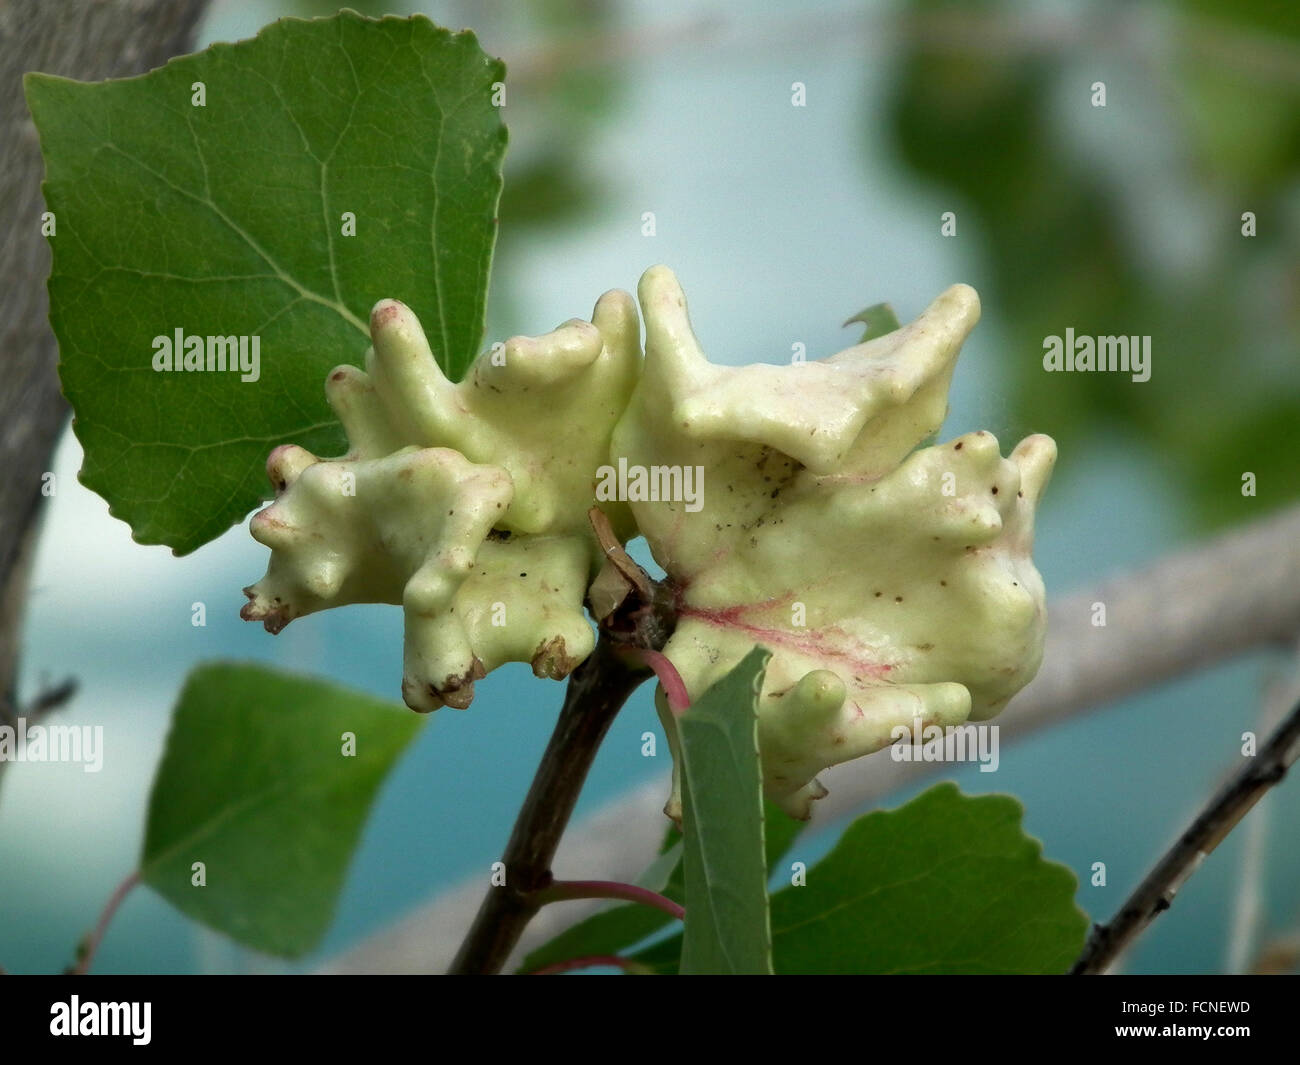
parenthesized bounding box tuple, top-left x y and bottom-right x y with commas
(494, 0, 622, 239)
(139, 662, 423, 957)
(499, 151, 606, 229)
(844, 302, 902, 344)
(883, 0, 1300, 529)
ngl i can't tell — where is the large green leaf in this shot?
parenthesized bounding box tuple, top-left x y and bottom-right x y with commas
(767, 782, 1087, 973)
(139, 662, 424, 957)
(519, 800, 803, 974)
(636, 782, 1088, 974)
(24, 12, 507, 554)
(676, 647, 773, 975)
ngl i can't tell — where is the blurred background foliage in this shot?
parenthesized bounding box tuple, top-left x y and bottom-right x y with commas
(885, 0, 1300, 531)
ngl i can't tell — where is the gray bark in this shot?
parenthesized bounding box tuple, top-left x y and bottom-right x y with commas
(0, 0, 209, 726)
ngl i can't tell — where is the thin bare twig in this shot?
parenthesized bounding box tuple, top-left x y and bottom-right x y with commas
(22, 675, 77, 721)
(0, 676, 78, 790)
(1072, 698, 1300, 975)
(1225, 648, 1300, 971)
(618, 647, 690, 714)
(587, 506, 652, 602)
(0, 674, 76, 730)
(69, 869, 140, 975)
(535, 879, 684, 921)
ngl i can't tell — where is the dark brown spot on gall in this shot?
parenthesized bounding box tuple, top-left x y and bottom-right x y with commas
(370, 301, 405, 330)
(954, 442, 963, 450)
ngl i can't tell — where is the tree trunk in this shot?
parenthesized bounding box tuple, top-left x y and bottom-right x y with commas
(0, 0, 210, 728)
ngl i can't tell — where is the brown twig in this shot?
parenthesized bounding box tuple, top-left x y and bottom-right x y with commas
(1071, 698, 1300, 975)
(22, 675, 77, 720)
(69, 869, 140, 975)
(535, 879, 684, 921)
(587, 505, 652, 602)
(447, 509, 675, 975)
(0, 674, 76, 730)
(446, 639, 649, 974)
(0, 675, 78, 789)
